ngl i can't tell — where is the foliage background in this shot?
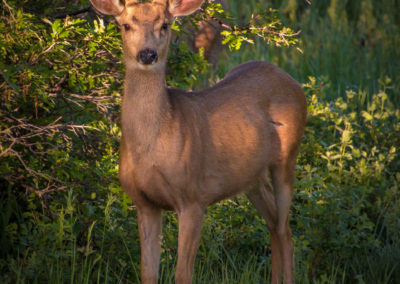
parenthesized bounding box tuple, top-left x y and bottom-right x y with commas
(1, 0, 399, 282)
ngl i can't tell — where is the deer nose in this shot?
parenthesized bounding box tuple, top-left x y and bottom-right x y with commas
(137, 49, 158, 65)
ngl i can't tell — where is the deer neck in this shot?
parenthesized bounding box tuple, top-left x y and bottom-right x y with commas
(121, 66, 171, 152)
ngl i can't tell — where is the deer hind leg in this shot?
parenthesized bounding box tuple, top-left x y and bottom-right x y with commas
(175, 205, 205, 284)
(247, 166, 295, 284)
(137, 204, 163, 284)
(247, 175, 283, 283)
(271, 164, 295, 284)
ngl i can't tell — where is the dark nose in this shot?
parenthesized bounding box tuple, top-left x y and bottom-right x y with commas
(137, 49, 158, 65)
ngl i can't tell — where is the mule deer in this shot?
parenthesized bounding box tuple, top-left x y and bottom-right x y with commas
(184, 0, 227, 66)
(89, 0, 307, 283)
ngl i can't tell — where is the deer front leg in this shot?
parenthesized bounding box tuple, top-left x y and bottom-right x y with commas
(137, 204, 162, 284)
(175, 205, 205, 284)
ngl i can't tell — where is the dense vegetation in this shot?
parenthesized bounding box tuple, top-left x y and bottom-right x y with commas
(1, 0, 399, 282)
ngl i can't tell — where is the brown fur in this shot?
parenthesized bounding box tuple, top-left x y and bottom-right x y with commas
(90, 0, 307, 283)
(187, 0, 227, 66)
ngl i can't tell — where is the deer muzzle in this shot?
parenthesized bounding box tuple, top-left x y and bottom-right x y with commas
(137, 49, 158, 65)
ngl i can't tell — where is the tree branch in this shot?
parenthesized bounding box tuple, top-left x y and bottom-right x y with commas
(54, 6, 91, 19)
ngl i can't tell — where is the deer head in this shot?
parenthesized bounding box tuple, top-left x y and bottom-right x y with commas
(90, 0, 204, 70)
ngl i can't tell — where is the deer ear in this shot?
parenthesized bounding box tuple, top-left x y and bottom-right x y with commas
(168, 0, 204, 17)
(90, 0, 126, 16)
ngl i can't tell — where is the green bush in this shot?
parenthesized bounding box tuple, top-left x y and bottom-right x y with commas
(293, 77, 400, 280)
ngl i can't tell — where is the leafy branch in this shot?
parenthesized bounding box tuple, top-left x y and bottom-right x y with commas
(201, 1, 301, 50)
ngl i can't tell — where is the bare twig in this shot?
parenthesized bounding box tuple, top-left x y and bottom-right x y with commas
(0, 139, 16, 157)
(2, 0, 15, 21)
(9, 149, 64, 183)
(54, 6, 91, 19)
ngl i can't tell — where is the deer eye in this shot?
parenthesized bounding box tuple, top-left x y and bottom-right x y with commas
(123, 24, 131, 31)
(161, 23, 168, 31)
